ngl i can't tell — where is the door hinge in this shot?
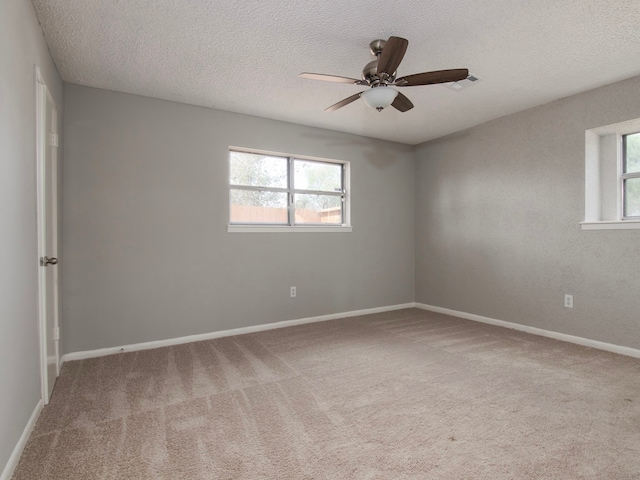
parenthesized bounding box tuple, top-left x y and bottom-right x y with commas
(48, 133, 59, 147)
(53, 327, 60, 341)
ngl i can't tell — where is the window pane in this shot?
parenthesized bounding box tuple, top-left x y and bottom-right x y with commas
(624, 178, 640, 217)
(624, 133, 640, 174)
(230, 189, 288, 224)
(294, 194, 342, 224)
(294, 160, 342, 193)
(230, 151, 288, 188)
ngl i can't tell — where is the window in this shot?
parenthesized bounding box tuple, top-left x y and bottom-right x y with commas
(622, 132, 640, 219)
(583, 119, 640, 230)
(228, 149, 350, 231)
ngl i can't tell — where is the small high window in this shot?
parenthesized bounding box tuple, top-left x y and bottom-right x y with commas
(622, 133, 640, 219)
(229, 149, 349, 229)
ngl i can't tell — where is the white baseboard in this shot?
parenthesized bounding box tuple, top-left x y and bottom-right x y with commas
(62, 303, 416, 363)
(415, 303, 640, 359)
(0, 400, 43, 480)
(62, 301, 640, 363)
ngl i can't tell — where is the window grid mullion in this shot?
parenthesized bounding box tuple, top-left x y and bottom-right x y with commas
(230, 185, 289, 193)
(292, 189, 345, 197)
(621, 172, 640, 180)
(339, 163, 345, 224)
(288, 157, 294, 226)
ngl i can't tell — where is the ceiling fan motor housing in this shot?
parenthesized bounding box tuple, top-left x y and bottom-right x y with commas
(362, 60, 396, 85)
(363, 39, 399, 85)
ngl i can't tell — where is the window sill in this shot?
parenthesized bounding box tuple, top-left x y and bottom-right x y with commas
(228, 225, 353, 233)
(580, 220, 640, 230)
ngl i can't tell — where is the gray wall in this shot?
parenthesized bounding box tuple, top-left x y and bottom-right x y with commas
(415, 75, 640, 349)
(0, 0, 63, 473)
(62, 84, 415, 353)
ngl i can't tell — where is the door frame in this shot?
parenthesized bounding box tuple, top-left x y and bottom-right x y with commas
(35, 66, 60, 404)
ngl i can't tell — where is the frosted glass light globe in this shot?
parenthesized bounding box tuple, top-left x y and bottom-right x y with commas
(361, 87, 398, 111)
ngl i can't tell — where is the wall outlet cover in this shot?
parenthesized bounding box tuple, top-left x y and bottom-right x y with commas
(564, 294, 573, 308)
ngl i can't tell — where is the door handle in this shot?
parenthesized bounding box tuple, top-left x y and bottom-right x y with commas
(40, 256, 58, 266)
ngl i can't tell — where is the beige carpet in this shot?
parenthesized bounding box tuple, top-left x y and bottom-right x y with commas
(13, 308, 640, 479)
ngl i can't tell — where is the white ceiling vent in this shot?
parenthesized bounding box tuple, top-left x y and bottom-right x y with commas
(444, 74, 481, 92)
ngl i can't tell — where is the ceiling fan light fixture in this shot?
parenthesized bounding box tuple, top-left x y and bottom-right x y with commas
(361, 86, 398, 111)
(300, 36, 467, 113)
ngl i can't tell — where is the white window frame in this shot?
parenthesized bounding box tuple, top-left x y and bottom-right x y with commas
(582, 119, 640, 230)
(228, 147, 352, 233)
(621, 132, 640, 220)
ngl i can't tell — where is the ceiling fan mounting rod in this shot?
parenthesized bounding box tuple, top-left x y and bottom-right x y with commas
(369, 39, 386, 56)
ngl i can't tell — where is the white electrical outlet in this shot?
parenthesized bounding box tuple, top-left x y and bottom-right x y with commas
(290, 286, 296, 298)
(564, 294, 573, 308)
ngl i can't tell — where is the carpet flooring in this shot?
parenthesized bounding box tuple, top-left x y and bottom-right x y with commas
(12, 308, 640, 479)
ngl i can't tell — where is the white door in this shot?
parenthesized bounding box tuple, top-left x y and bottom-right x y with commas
(36, 68, 60, 404)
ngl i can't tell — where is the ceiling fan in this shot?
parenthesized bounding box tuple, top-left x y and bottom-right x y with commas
(300, 36, 469, 113)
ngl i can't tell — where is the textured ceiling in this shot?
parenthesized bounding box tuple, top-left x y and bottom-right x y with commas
(32, 0, 640, 145)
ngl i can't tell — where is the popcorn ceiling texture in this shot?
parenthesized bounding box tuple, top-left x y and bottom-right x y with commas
(12, 308, 640, 479)
(32, 0, 640, 144)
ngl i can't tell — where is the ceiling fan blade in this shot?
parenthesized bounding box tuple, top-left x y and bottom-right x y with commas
(300, 73, 367, 85)
(377, 36, 409, 76)
(325, 92, 364, 112)
(391, 92, 414, 112)
(395, 69, 469, 86)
